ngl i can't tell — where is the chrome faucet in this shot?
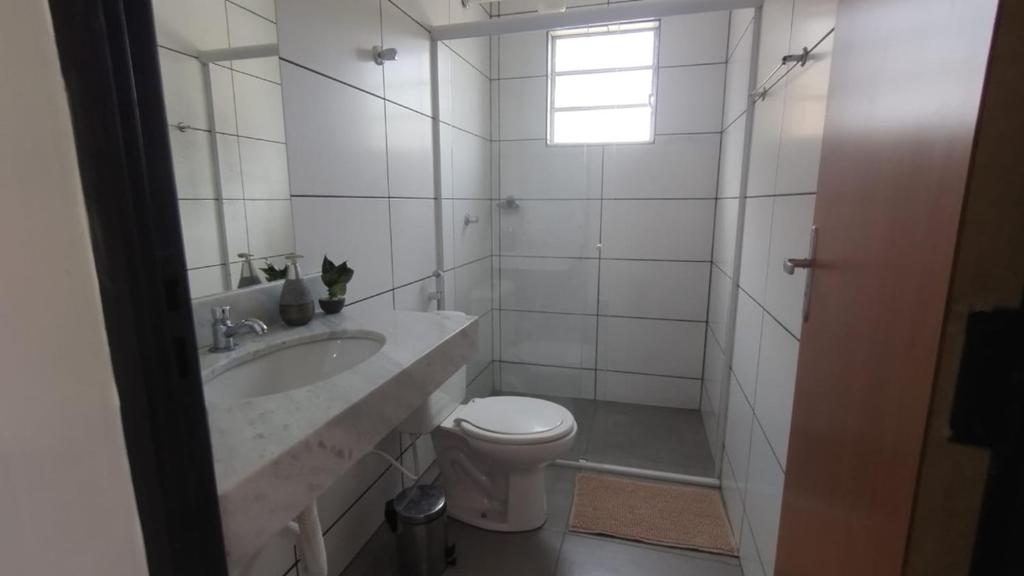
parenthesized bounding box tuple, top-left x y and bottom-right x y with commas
(209, 306, 268, 352)
(427, 269, 445, 310)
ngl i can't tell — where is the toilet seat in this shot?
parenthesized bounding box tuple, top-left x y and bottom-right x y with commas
(447, 397, 575, 446)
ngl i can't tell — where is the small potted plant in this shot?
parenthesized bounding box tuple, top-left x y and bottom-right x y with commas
(319, 256, 354, 314)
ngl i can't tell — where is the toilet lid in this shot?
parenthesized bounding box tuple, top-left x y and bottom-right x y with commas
(453, 397, 576, 445)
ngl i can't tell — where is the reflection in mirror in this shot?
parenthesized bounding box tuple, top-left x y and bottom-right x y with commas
(154, 0, 295, 298)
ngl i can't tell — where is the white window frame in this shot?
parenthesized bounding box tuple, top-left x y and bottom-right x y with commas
(546, 20, 661, 146)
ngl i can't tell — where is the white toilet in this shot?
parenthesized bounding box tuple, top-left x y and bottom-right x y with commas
(399, 367, 577, 532)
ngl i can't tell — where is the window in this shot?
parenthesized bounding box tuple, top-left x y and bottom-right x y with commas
(548, 21, 660, 145)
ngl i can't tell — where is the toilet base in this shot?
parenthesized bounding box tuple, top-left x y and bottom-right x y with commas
(445, 466, 549, 532)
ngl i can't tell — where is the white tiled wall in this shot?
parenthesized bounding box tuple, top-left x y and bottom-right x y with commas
(155, 0, 295, 297)
(176, 1, 495, 575)
(492, 12, 729, 410)
(710, 2, 837, 575)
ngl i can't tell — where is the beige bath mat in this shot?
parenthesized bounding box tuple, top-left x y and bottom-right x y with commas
(569, 473, 738, 556)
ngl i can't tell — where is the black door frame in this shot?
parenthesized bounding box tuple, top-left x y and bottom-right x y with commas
(46, 1, 227, 574)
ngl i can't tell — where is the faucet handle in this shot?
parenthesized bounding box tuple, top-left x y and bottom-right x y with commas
(211, 305, 231, 322)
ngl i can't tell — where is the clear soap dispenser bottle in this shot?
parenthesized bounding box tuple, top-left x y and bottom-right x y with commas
(279, 254, 314, 326)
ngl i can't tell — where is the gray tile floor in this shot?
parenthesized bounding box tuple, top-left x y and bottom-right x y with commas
(341, 467, 742, 576)
(506, 394, 717, 478)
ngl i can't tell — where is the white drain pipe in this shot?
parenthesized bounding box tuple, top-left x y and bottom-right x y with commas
(286, 504, 328, 576)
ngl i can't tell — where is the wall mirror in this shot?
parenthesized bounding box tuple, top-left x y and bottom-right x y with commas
(154, 0, 294, 298)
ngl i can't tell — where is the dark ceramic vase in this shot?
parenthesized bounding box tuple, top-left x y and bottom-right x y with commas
(319, 298, 345, 314)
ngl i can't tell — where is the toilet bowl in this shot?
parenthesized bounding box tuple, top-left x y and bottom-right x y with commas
(431, 396, 577, 532)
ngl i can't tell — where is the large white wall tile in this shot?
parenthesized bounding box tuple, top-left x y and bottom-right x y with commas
(293, 197, 393, 301)
(499, 363, 595, 399)
(179, 200, 244, 268)
(233, 72, 286, 142)
(765, 194, 815, 336)
(500, 311, 597, 369)
(170, 130, 243, 199)
(754, 315, 799, 469)
(153, 0, 228, 54)
(453, 199, 492, 266)
(597, 317, 705, 378)
(454, 257, 492, 316)
(498, 31, 547, 78)
(739, 516, 768, 576)
(245, 200, 295, 257)
(745, 423, 785, 576)
(277, 0, 384, 96)
(386, 103, 435, 199)
(655, 64, 726, 134)
(227, 3, 280, 83)
(723, 23, 754, 127)
(159, 49, 236, 133)
(437, 44, 454, 124)
(188, 266, 228, 298)
(738, 197, 773, 302)
(724, 375, 754, 490)
(721, 454, 745, 543)
(499, 141, 602, 199)
(282, 63, 388, 197)
(322, 469, 403, 574)
(239, 138, 289, 199)
(603, 134, 721, 199)
(731, 290, 763, 399)
(658, 12, 729, 66)
(448, 36, 491, 79)
(390, 198, 438, 286)
(391, 0, 450, 27)
(499, 200, 601, 258)
(382, 1, 434, 116)
(600, 200, 715, 261)
(729, 8, 757, 57)
(718, 114, 747, 198)
(596, 371, 701, 409)
(499, 256, 598, 315)
(498, 77, 546, 140)
(451, 57, 491, 138)
(468, 311, 494, 379)
(452, 131, 491, 200)
(395, 275, 440, 312)
(234, 0, 276, 21)
(598, 260, 710, 321)
(713, 198, 740, 274)
(440, 199, 454, 270)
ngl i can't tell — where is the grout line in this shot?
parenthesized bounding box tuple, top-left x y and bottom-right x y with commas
(226, 0, 276, 26)
(591, 145, 605, 401)
(497, 359, 703, 383)
(497, 254, 712, 263)
(378, 0, 398, 311)
(497, 307, 708, 324)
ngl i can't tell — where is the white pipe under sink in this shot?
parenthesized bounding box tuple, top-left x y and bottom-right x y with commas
(286, 504, 328, 576)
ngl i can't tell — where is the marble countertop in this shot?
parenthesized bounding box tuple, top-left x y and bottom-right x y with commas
(199, 307, 477, 571)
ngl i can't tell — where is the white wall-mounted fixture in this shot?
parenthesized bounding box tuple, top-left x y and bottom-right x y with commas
(373, 46, 398, 65)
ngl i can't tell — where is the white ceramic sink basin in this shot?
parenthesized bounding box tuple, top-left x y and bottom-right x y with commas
(204, 335, 385, 403)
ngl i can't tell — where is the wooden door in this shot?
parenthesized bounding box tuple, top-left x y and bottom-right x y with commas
(774, 0, 1001, 574)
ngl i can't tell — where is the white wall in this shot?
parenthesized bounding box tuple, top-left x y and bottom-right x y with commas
(154, 0, 295, 297)
(713, 2, 837, 575)
(492, 12, 730, 410)
(224, 1, 496, 574)
(0, 2, 149, 575)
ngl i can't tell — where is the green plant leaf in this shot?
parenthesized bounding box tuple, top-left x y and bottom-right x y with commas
(260, 261, 287, 281)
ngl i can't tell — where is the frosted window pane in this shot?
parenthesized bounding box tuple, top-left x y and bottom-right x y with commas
(554, 70, 653, 108)
(554, 31, 655, 72)
(553, 108, 653, 144)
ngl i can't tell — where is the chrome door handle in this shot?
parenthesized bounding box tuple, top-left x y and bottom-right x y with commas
(782, 225, 817, 322)
(464, 214, 479, 225)
(783, 258, 813, 275)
